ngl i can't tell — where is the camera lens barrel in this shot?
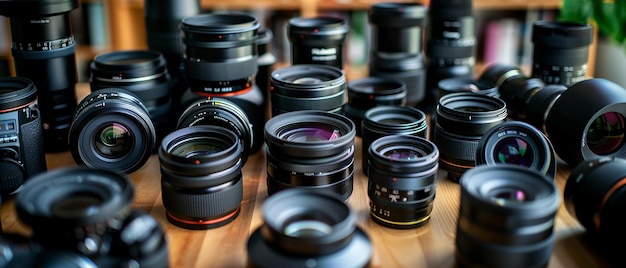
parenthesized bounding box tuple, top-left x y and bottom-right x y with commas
(14, 166, 169, 266)
(0, 0, 80, 152)
(361, 105, 427, 172)
(159, 125, 244, 229)
(90, 49, 174, 136)
(456, 164, 560, 268)
(69, 88, 156, 174)
(434, 92, 507, 181)
(247, 189, 372, 267)
(270, 64, 347, 116)
(0, 77, 47, 194)
(564, 157, 626, 247)
(288, 16, 349, 69)
(181, 12, 260, 96)
(342, 77, 407, 136)
(367, 135, 438, 228)
(531, 21, 593, 86)
(264, 111, 355, 200)
(476, 121, 557, 179)
(177, 97, 254, 165)
(368, 3, 427, 106)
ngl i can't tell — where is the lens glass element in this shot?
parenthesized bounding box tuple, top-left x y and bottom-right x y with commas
(95, 123, 132, 158)
(586, 112, 626, 155)
(489, 187, 529, 206)
(493, 137, 533, 167)
(279, 124, 341, 142)
(52, 192, 103, 218)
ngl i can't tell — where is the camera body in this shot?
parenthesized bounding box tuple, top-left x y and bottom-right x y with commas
(0, 77, 47, 195)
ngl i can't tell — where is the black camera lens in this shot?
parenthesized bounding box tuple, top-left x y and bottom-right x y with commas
(14, 167, 169, 266)
(424, 0, 476, 110)
(247, 189, 372, 267)
(270, 64, 346, 116)
(481, 63, 626, 167)
(437, 77, 499, 101)
(367, 135, 438, 228)
(361, 105, 427, 173)
(456, 164, 560, 268)
(433, 92, 507, 181)
(531, 21, 593, 86)
(264, 111, 355, 200)
(564, 157, 626, 253)
(476, 121, 557, 179)
(181, 12, 260, 96)
(288, 16, 349, 69)
(0, 77, 47, 194)
(159, 125, 243, 229)
(177, 97, 254, 164)
(342, 77, 407, 136)
(368, 2, 427, 107)
(90, 49, 174, 139)
(69, 88, 156, 174)
(0, 0, 80, 152)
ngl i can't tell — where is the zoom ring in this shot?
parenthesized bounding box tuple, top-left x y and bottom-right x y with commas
(161, 177, 243, 219)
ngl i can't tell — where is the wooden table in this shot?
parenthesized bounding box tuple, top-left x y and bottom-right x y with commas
(0, 84, 612, 267)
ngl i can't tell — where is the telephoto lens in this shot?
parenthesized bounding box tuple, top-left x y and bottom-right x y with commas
(181, 12, 260, 96)
(0, 0, 80, 152)
(437, 77, 499, 101)
(287, 16, 349, 69)
(564, 157, 626, 257)
(0, 77, 47, 195)
(456, 165, 560, 268)
(14, 167, 169, 267)
(159, 125, 244, 229)
(433, 92, 507, 182)
(361, 105, 427, 173)
(144, 0, 201, 109)
(367, 135, 438, 229)
(270, 64, 347, 117)
(180, 12, 266, 151)
(90, 49, 174, 140)
(264, 111, 355, 200)
(247, 189, 372, 268)
(177, 97, 256, 164)
(69, 88, 156, 174)
(476, 121, 557, 179)
(531, 21, 593, 86)
(480, 63, 626, 167)
(342, 77, 407, 136)
(368, 2, 427, 107)
(424, 0, 476, 111)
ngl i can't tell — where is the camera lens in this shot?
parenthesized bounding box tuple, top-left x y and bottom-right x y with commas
(456, 164, 560, 268)
(69, 88, 156, 174)
(433, 92, 507, 181)
(0, 0, 80, 152)
(564, 157, 626, 252)
(287, 16, 349, 69)
(424, 0, 476, 110)
(476, 121, 557, 179)
(270, 64, 346, 116)
(367, 135, 438, 228)
(177, 97, 254, 164)
(437, 77, 499, 101)
(368, 2, 427, 106)
(181, 12, 260, 96)
(361, 105, 427, 173)
(159, 125, 243, 229)
(247, 189, 372, 267)
(342, 77, 406, 136)
(0, 77, 47, 194)
(264, 111, 355, 200)
(14, 167, 169, 266)
(531, 21, 593, 86)
(90, 49, 174, 139)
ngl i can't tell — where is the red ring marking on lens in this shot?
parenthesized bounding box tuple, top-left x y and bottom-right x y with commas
(594, 177, 626, 232)
(167, 208, 239, 226)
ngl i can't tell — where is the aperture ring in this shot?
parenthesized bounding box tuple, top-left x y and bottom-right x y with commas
(11, 41, 76, 60)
